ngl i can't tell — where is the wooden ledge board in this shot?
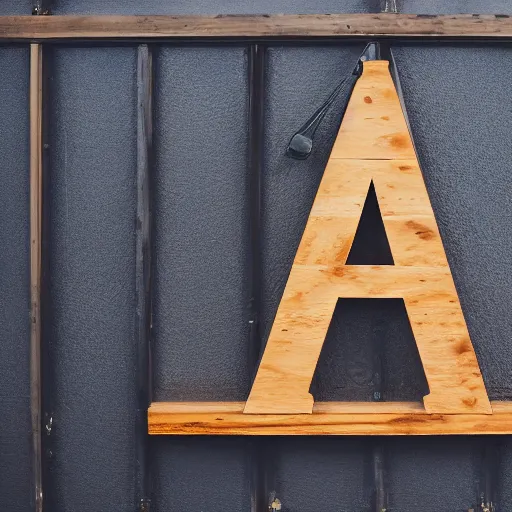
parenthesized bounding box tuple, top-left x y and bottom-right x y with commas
(148, 401, 512, 435)
(1, 14, 512, 40)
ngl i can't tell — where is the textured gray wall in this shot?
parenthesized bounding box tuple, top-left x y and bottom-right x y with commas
(152, 46, 251, 402)
(44, 0, 512, 14)
(0, 46, 31, 512)
(51, 0, 373, 14)
(393, 45, 512, 400)
(46, 46, 138, 512)
(502, 439, 512, 509)
(271, 438, 369, 511)
(152, 437, 251, 511)
(401, 0, 512, 13)
(0, 1, 31, 14)
(3, 0, 512, 15)
(385, 437, 478, 510)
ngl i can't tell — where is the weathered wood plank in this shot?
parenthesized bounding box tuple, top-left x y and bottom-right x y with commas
(0, 14, 512, 40)
(148, 401, 512, 435)
(30, 42, 43, 512)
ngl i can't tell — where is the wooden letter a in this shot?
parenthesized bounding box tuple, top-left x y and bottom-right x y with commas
(245, 60, 491, 415)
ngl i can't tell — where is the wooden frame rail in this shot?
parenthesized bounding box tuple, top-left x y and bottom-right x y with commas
(30, 42, 43, 512)
(1, 14, 512, 40)
(149, 401, 512, 435)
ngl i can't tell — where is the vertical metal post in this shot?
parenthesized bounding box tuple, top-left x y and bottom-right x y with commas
(371, 402, 388, 508)
(476, 440, 499, 512)
(30, 42, 43, 512)
(136, 44, 153, 512)
(32, 0, 50, 15)
(248, 43, 270, 512)
(368, 23, 394, 512)
(380, 0, 398, 13)
(372, 443, 388, 512)
(372, 318, 388, 511)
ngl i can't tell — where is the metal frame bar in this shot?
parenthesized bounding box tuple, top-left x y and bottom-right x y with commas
(1, 14, 512, 41)
(247, 43, 269, 512)
(247, 43, 265, 408)
(32, 1, 50, 16)
(477, 439, 500, 511)
(135, 44, 153, 512)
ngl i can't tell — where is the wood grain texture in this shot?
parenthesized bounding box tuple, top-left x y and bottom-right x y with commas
(29, 42, 43, 512)
(1, 14, 512, 40)
(245, 60, 491, 416)
(330, 61, 415, 160)
(148, 401, 512, 435)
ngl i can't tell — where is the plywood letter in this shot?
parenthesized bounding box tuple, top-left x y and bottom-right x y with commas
(244, 60, 491, 415)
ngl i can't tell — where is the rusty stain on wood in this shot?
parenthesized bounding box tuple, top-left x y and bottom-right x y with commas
(148, 401, 512, 435)
(244, 60, 491, 416)
(0, 14, 511, 40)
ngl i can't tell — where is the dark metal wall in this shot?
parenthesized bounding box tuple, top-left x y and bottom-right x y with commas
(394, 45, 512, 400)
(152, 46, 251, 402)
(45, 46, 138, 512)
(1, 3, 512, 512)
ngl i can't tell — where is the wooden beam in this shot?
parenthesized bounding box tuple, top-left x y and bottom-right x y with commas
(0, 14, 512, 40)
(148, 401, 512, 435)
(30, 42, 43, 512)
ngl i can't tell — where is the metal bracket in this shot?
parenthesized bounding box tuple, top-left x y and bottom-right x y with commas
(139, 497, 151, 512)
(32, 2, 50, 15)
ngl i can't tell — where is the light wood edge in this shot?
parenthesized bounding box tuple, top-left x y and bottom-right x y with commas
(1, 14, 512, 40)
(30, 42, 43, 512)
(148, 401, 512, 435)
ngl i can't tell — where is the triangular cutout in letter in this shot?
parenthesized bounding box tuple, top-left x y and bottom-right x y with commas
(345, 181, 394, 266)
(245, 60, 491, 415)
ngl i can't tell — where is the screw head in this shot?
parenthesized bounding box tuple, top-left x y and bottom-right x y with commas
(271, 498, 282, 511)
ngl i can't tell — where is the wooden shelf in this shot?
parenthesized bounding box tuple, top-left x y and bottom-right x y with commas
(1, 14, 512, 40)
(148, 401, 512, 435)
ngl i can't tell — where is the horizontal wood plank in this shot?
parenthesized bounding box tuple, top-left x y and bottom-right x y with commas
(1, 14, 512, 40)
(148, 401, 512, 435)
